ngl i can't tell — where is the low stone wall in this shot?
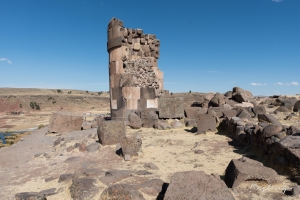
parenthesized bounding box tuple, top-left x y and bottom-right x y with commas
(220, 115, 300, 183)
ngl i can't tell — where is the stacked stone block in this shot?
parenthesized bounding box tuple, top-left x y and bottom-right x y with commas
(107, 18, 164, 120)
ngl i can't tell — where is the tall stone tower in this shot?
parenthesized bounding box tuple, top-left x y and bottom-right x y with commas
(107, 18, 164, 120)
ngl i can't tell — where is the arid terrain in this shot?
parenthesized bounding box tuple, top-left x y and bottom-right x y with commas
(0, 88, 110, 132)
(0, 88, 300, 199)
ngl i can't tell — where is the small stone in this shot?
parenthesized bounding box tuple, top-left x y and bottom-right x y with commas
(143, 163, 159, 170)
(124, 155, 131, 161)
(194, 150, 204, 154)
(79, 143, 86, 152)
(67, 146, 75, 152)
(86, 142, 101, 152)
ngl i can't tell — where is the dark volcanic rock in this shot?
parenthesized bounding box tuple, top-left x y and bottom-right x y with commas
(99, 170, 133, 185)
(100, 184, 145, 200)
(185, 119, 197, 127)
(210, 92, 226, 107)
(157, 120, 171, 130)
(135, 179, 166, 197)
(15, 192, 46, 200)
(86, 142, 101, 152)
(225, 157, 278, 190)
(48, 112, 83, 133)
(69, 178, 99, 200)
(164, 171, 234, 200)
(184, 107, 207, 119)
(294, 100, 300, 112)
(141, 109, 159, 128)
(196, 113, 216, 134)
(58, 174, 74, 183)
(258, 114, 282, 125)
(274, 106, 290, 113)
(262, 124, 283, 138)
(253, 105, 266, 116)
(158, 97, 184, 118)
(143, 163, 159, 170)
(223, 110, 237, 119)
(236, 108, 251, 119)
(128, 112, 142, 129)
(97, 120, 126, 145)
(287, 124, 300, 135)
(232, 87, 254, 103)
(121, 133, 142, 157)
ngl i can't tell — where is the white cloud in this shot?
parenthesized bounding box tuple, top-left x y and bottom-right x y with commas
(0, 58, 12, 64)
(250, 83, 267, 86)
(290, 82, 299, 86)
(274, 82, 284, 85)
(274, 82, 299, 86)
(272, 0, 283, 2)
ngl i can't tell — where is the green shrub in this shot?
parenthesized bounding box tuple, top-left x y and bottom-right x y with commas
(30, 102, 40, 110)
(57, 89, 62, 93)
(38, 124, 44, 129)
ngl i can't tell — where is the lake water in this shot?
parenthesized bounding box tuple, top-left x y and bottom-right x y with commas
(0, 131, 26, 144)
(0, 132, 11, 144)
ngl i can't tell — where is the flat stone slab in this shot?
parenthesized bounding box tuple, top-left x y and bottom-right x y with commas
(48, 112, 83, 133)
(164, 171, 235, 200)
(196, 113, 216, 134)
(158, 97, 184, 118)
(97, 120, 126, 145)
(225, 157, 278, 190)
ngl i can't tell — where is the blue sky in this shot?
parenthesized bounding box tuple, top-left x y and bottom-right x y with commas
(0, 0, 299, 95)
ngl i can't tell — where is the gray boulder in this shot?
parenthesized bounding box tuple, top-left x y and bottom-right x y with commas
(100, 184, 145, 200)
(128, 113, 142, 129)
(232, 87, 254, 103)
(164, 171, 234, 200)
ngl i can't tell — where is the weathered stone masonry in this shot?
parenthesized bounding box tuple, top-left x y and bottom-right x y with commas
(107, 18, 164, 120)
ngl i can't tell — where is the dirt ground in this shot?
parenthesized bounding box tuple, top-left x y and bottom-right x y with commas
(0, 88, 110, 132)
(0, 126, 298, 200)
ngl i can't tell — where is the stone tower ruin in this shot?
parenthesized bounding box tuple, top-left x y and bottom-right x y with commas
(107, 18, 164, 120)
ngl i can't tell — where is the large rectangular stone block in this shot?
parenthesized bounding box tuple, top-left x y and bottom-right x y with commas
(111, 99, 117, 109)
(107, 36, 123, 51)
(120, 74, 134, 87)
(111, 74, 121, 88)
(122, 87, 140, 99)
(109, 46, 128, 62)
(140, 87, 155, 99)
(126, 99, 138, 110)
(111, 87, 122, 100)
(97, 120, 126, 145)
(111, 25, 122, 40)
(48, 112, 83, 133)
(141, 108, 159, 128)
(158, 97, 184, 118)
(138, 99, 147, 110)
(147, 99, 158, 108)
(110, 60, 124, 75)
(196, 114, 216, 134)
